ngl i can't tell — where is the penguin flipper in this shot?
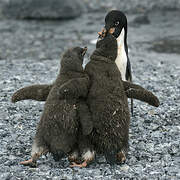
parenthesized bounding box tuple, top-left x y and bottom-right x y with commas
(123, 81, 145, 91)
(12, 84, 53, 103)
(123, 81, 160, 107)
(58, 77, 90, 99)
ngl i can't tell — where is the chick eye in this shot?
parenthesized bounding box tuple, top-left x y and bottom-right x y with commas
(115, 21, 119, 26)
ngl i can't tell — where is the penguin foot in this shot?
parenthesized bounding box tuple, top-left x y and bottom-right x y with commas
(21, 145, 48, 167)
(20, 159, 37, 167)
(70, 161, 87, 168)
(116, 151, 126, 164)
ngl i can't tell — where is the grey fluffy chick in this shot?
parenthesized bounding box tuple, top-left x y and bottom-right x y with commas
(19, 47, 93, 167)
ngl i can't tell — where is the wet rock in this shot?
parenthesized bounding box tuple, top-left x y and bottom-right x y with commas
(1, 0, 85, 19)
(150, 38, 180, 54)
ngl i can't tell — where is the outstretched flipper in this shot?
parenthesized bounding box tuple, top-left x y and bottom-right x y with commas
(12, 84, 53, 103)
(11, 76, 89, 103)
(126, 88, 160, 107)
(122, 81, 160, 107)
(123, 81, 144, 91)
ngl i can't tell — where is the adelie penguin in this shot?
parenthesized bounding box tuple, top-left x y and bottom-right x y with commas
(19, 47, 93, 167)
(98, 10, 134, 115)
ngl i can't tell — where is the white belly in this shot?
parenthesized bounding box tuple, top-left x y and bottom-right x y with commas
(115, 28, 127, 81)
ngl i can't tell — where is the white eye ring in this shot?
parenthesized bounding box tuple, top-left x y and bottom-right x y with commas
(115, 21, 119, 26)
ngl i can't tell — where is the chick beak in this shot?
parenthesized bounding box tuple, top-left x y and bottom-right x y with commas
(82, 47, 87, 56)
(98, 24, 115, 38)
(98, 27, 107, 38)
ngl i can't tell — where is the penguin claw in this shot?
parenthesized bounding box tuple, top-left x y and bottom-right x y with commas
(20, 159, 37, 167)
(70, 161, 87, 168)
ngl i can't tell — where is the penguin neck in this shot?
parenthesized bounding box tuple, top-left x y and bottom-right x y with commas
(115, 28, 128, 81)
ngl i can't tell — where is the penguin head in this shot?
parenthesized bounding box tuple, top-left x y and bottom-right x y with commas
(61, 47, 87, 71)
(99, 10, 127, 40)
(71, 46, 87, 60)
(92, 33, 117, 62)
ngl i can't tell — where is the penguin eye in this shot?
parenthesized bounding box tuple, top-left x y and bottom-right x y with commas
(115, 21, 119, 26)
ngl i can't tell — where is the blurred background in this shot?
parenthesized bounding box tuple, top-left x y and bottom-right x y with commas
(0, 0, 180, 65)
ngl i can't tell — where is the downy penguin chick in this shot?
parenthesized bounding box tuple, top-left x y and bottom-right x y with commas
(19, 47, 93, 167)
(85, 33, 130, 164)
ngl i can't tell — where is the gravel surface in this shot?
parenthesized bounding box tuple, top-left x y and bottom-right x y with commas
(0, 9, 180, 180)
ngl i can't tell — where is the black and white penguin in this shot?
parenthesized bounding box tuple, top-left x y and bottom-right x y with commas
(101, 10, 131, 82)
(98, 10, 133, 114)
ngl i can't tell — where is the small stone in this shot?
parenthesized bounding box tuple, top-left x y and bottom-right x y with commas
(148, 110, 155, 115)
(120, 165, 130, 172)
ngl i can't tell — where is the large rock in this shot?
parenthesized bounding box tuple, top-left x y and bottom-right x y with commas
(1, 0, 85, 19)
(116, 0, 180, 13)
(83, 0, 180, 13)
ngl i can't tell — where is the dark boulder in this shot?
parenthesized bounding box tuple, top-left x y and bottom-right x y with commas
(1, 0, 85, 19)
(132, 15, 150, 25)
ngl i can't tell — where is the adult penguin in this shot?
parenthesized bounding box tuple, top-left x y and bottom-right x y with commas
(98, 10, 133, 115)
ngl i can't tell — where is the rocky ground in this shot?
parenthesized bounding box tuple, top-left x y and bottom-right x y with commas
(0, 7, 180, 180)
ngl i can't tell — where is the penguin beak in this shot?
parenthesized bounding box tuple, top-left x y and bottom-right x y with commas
(98, 24, 115, 38)
(98, 27, 107, 38)
(82, 47, 87, 56)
